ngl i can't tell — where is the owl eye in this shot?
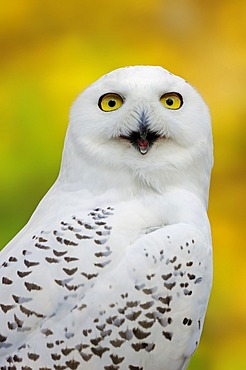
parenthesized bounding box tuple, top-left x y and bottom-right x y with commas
(160, 92, 183, 110)
(98, 93, 123, 112)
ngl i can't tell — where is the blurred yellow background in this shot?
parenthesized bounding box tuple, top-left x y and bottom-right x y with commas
(0, 0, 245, 368)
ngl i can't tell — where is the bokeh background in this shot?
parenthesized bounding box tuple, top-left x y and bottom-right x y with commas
(0, 0, 245, 368)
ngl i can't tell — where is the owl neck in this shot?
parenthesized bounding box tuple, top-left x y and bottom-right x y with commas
(57, 144, 142, 198)
(57, 135, 211, 210)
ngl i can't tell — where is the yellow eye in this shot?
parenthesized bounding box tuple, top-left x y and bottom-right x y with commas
(99, 93, 123, 112)
(160, 92, 183, 110)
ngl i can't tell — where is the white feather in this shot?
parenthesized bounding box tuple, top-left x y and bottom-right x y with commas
(0, 66, 213, 369)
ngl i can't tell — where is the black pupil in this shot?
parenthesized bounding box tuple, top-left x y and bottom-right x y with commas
(108, 99, 116, 107)
(166, 98, 174, 106)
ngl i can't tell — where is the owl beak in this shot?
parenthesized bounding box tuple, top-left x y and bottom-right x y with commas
(120, 128, 161, 155)
(120, 112, 161, 155)
(136, 138, 150, 155)
(137, 124, 150, 155)
(133, 112, 161, 155)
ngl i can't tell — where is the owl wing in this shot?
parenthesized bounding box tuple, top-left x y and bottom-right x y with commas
(0, 206, 117, 359)
(0, 206, 212, 370)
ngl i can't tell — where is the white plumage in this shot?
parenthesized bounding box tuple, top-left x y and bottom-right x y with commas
(0, 66, 213, 370)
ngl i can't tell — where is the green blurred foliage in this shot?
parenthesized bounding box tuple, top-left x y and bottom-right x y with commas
(0, 0, 245, 368)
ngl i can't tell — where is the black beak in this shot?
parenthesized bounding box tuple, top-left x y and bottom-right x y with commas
(120, 112, 162, 155)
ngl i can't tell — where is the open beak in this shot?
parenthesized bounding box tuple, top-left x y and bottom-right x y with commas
(136, 122, 150, 154)
(120, 112, 162, 155)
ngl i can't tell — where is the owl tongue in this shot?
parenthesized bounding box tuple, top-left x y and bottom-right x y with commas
(137, 138, 149, 155)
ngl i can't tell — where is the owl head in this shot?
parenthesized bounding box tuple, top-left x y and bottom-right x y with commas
(59, 66, 213, 206)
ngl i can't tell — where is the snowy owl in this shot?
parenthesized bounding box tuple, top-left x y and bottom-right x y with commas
(0, 66, 213, 370)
